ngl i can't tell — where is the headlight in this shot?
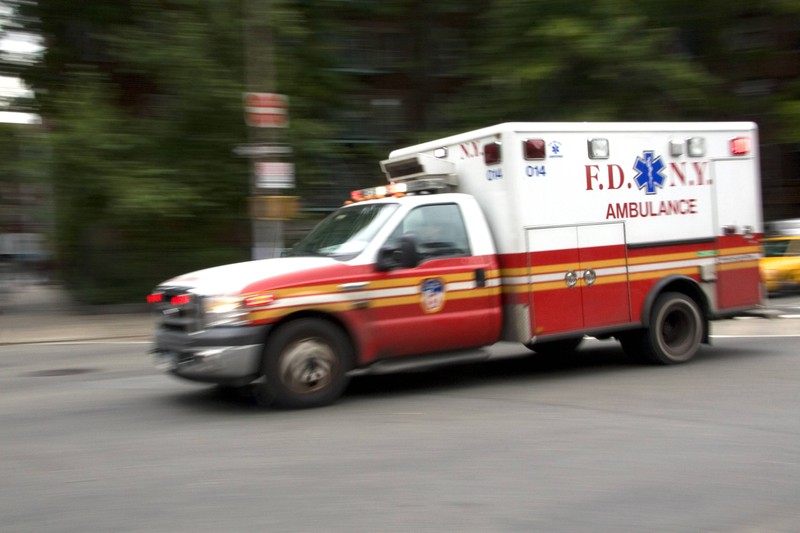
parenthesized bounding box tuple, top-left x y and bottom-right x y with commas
(761, 269, 778, 281)
(202, 295, 248, 327)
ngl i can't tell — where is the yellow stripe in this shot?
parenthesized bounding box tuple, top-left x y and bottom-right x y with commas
(718, 245, 760, 256)
(628, 267, 698, 281)
(627, 251, 706, 265)
(503, 246, 751, 278)
(718, 260, 759, 271)
(270, 269, 501, 298)
(502, 284, 530, 294)
(250, 285, 502, 321)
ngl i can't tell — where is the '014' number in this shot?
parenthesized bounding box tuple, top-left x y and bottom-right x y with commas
(526, 165, 546, 177)
(486, 169, 503, 181)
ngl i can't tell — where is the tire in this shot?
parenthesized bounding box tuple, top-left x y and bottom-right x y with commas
(629, 292, 704, 365)
(260, 319, 353, 409)
(526, 336, 583, 356)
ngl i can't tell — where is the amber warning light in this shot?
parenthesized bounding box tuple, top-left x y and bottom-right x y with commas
(730, 137, 751, 155)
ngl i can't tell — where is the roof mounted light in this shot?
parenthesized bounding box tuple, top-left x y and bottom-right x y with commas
(588, 138, 609, 159)
(687, 136, 706, 157)
(348, 178, 450, 203)
(669, 140, 684, 156)
(484, 142, 501, 165)
(380, 154, 456, 182)
(523, 139, 546, 160)
(730, 137, 751, 155)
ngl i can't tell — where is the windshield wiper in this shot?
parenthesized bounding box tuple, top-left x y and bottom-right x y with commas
(284, 249, 329, 258)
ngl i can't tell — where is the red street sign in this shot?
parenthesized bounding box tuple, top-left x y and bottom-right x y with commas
(244, 92, 288, 128)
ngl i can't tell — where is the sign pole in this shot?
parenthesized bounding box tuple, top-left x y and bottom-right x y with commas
(243, 0, 296, 260)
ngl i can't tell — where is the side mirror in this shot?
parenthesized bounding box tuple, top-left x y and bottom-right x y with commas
(376, 235, 420, 271)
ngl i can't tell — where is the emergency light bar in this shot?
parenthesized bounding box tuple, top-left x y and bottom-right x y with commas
(349, 178, 452, 203)
(380, 154, 456, 182)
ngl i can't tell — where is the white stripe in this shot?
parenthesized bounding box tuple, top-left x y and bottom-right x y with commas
(716, 253, 760, 264)
(629, 258, 715, 274)
(267, 277, 497, 309)
(502, 258, 718, 287)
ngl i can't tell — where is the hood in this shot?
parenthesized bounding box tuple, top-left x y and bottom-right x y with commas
(160, 257, 338, 295)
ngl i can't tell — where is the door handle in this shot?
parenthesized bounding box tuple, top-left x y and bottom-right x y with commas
(475, 268, 486, 288)
(339, 282, 369, 291)
(583, 268, 597, 286)
(565, 270, 578, 288)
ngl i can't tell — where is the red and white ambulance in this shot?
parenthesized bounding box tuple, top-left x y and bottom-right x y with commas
(149, 122, 763, 408)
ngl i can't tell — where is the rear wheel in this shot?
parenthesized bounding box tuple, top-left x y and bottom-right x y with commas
(622, 292, 703, 364)
(259, 319, 353, 409)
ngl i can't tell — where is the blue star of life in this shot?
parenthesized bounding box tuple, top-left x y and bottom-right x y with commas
(633, 151, 666, 195)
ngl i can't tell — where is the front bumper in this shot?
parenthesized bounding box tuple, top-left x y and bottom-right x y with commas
(152, 325, 271, 386)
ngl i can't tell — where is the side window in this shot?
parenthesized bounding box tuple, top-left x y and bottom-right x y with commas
(388, 203, 471, 260)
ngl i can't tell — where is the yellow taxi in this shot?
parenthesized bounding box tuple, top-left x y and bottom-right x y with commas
(760, 234, 800, 293)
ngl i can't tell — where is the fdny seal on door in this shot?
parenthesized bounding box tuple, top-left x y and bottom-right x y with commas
(420, 278, 446, 313)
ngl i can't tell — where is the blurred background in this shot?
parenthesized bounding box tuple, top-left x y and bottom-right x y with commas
(0, 0, 798, 304)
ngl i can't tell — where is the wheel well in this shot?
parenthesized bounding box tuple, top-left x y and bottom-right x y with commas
(640, 276, 710, 341)
(262, 311, 356, 359)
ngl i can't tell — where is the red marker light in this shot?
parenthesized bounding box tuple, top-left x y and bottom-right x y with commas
(523, 139, 546, 160)
(170, 294, 191, 306)
(350, 190, 363, 202)
(484, 142, 502, 165)
(730, 137, 751, 155)
(146, 293, 163, 304)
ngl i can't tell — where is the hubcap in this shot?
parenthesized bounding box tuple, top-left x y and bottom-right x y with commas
(661, 305, 694, 354)
(278, 337, 337, 394)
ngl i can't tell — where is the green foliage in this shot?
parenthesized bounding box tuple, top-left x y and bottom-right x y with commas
(2, 0, 799, 302)
(447, 0, 721, 127)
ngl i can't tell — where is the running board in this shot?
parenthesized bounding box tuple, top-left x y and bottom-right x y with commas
(347, 349, 491, 377)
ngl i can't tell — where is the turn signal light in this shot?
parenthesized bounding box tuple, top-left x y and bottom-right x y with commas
(244, 293, 275, 307)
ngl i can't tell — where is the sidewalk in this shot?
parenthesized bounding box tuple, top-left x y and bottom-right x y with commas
(0, 281, 792, 345)
(0, 283, 154, 345)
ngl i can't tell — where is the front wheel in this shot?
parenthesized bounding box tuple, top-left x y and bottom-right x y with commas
(623, 292, 704, 364)
(260, 319, 353, 409)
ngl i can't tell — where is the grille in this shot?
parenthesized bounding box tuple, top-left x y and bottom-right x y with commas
(154, 288, 204, 333)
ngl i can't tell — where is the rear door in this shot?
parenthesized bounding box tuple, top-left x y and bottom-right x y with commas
(711, 158, 762, 309)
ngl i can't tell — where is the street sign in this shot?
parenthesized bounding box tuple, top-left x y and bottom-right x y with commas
(249, 195, 299, 221)
(255, 161, 295, 189)
(233, 143, 294, 158)
(244, 92, 288, 128)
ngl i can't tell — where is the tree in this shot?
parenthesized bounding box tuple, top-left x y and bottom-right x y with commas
(5, 0, 353, 303)
(447, 0, 721, 128)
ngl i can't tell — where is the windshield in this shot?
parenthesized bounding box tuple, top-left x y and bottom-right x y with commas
(763, 238, 798, 258)
(288, 203, 399, 260)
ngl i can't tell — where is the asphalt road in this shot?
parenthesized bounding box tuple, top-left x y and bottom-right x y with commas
(1, 312, 799, 532)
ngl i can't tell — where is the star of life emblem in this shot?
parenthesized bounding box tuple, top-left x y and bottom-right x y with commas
(633, 151, 666, 195)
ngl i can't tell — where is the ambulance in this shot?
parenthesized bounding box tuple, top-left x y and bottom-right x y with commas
(148, 122, 763, 408)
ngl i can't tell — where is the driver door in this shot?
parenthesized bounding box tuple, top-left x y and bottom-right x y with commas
(368, 202, 501, 358)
